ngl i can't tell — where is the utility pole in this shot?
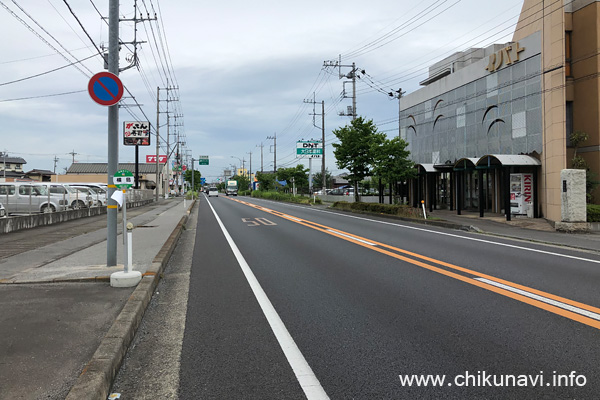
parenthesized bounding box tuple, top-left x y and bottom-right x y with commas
(53, 156, 59, 174)
(155, 86, 160, 201)
(68, 150, 78, 165)
(257, 142, 264, 172)
(303, 94, 326, 191)
(323, 57, 358, 120)
(267, 133, 276, 173)
(165, 113, 170, 198)
(388, 88, 405, 137)
(162, 84, 178, 198)
(247, 151, 252, 190)
(118, 0, 156, 72)
(106, 0, 119, 266)
(154, 86, 160, 202)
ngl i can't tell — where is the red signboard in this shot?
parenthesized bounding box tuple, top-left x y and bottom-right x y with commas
(146, 155, 167, 164)
(523, 173, 533, 203)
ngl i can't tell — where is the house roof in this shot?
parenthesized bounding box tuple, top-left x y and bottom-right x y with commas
(0, 171, 25, 178)
(0, 156, 26, 164)
(67, 163, 161, 174)
(25, 169, 55, 175)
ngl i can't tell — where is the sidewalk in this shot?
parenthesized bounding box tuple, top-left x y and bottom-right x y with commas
(0, 197, 192, 400)
(429, 208, 600, 253)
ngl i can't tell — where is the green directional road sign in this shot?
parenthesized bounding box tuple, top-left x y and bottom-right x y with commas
(113, 169, 134, 189)
(199, 155, 209, 165)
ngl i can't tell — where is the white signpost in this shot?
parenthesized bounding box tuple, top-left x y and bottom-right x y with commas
(110, 169, 141, 287)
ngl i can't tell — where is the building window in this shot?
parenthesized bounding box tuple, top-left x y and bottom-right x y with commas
(456, 106, 466, 128)
(565, 31, 572, 77)
(566, 101, 574, 146)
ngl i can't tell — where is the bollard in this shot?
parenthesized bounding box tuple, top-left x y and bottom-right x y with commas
(126, 222, 133, 273)
(421, 200, 427, 219)
(110, 221, 141, 288)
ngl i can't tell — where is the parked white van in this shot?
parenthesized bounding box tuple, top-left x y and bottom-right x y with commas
(39, 183, 87, 210)
(0, 183, 62, 215)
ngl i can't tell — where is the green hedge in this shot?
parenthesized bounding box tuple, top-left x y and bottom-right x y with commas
(332, 201, 423, 218)
(588, 204, 600, 222)
(251, 190, 322, 205)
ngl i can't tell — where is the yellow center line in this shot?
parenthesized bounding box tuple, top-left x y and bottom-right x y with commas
(227, 197, 600, 330)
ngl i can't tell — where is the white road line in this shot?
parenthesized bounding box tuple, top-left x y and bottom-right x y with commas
(475, 278, 600, 321)
(206, 200, 329, 400)
(326, 229, 377, 246)
(248, 198, 600, 265)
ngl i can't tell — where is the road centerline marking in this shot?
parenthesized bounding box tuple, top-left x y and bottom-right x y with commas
(475, 278, 600, 321)
(227, 197, 600, 330)
(326, 229, 377, 246)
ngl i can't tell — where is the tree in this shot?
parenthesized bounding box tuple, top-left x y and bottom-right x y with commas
(372, 136, 416, 203)
(332, 117, 386, 201)
(312, 169, 333, 190)
(231, 174, 251, 192)
(570, 130, 599, 202)
(184, 169, 202, 191)
(571, 130, 589, 169)
(255, 171, 277, 191)
(277, 165, 309, 192)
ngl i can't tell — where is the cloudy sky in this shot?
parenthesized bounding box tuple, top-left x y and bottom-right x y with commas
(0, 0, 524, 182)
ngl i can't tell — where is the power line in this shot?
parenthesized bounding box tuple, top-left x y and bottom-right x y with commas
(61, 0, 104, 57)
(0, 0, 90, 77)
(0, 53, 97, 86)
(0, 89, 86, 103)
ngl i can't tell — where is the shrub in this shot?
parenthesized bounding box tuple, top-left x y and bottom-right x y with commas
(588, 204, 600, 222)
(251, 190, 321, 205)
(332, 201, 423, 218)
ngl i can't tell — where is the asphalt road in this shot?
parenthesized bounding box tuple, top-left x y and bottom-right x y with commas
(114, 196, 600, 399)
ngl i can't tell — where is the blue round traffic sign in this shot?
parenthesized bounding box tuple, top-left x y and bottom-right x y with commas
(88, 71, 124, 106)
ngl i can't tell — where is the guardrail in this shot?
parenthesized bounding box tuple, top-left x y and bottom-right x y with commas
(0, 190, 155, 234)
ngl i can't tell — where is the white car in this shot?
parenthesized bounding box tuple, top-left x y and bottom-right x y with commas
(208, 188, 219, 197)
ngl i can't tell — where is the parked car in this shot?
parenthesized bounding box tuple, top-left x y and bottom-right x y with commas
(0, 202, 6, 218)
(87, 187, 107, 206)
(0, 183, 62, 215)
(39, 183, 82, 210)
(70, 186, 94, 208)
(208, 187, 219, 197)
(72, 185, 105, 207)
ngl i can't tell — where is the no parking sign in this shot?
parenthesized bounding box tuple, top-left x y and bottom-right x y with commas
(88, 72, 124, 106)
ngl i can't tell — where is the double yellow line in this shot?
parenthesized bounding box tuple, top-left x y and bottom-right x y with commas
(229, 197, 600, 331)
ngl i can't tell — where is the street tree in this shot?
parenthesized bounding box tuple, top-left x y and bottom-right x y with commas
(372, 136, 416, 203)
(184, 169, 202, 191)
(312, 169, 333, 191)
(231, 174, 251, 192)
(255, 171, 277, 191)
(277, 165, 309, 192)
(332, 117, 385, 201)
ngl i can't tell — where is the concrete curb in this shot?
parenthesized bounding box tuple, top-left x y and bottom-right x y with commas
(65, 199, 196, 400)
(327, 206, 473, 231)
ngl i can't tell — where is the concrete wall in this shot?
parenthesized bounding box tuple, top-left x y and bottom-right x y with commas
(0, 197, 154, 234)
